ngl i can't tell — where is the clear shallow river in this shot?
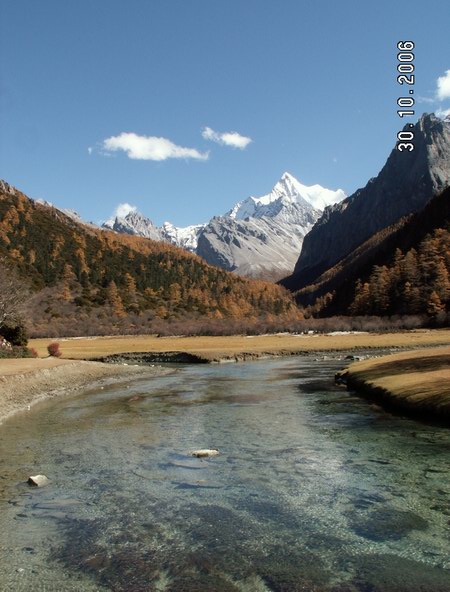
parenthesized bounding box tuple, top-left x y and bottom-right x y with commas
(0, 356, 449, 592)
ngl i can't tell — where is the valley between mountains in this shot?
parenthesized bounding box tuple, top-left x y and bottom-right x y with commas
(102, 171, 346, 281)
(1, 112, 448, 337)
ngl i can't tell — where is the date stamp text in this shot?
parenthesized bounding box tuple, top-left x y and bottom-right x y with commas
(396, 41, 415, 152)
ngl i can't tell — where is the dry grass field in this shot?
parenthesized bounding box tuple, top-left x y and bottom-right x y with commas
(340, 345, 450, 419)
(29, 329, 450, 361)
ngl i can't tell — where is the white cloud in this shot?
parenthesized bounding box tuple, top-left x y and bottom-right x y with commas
(437, 70, 450, 100)
(113, 203, 137, 218)
(202, 126, 252, 150)
(87, 146, 93, 155)
(104, 203, 137, 227)
(436, 107, 450, 120)
(102, 132, 209, 161)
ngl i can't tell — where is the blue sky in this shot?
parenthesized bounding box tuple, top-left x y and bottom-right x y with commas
(1, 0, 449, 227)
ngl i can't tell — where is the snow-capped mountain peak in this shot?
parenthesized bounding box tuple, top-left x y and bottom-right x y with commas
(161, 222, 205, 251)
(228, 172, 346, 220)
(266, 171, 346, 210)
(102, 212, 205, 252)
(271, 171, 306, 201)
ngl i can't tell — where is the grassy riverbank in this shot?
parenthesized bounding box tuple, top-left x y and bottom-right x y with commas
(29, 329, 450, 362)
(337, 346, 450, 422)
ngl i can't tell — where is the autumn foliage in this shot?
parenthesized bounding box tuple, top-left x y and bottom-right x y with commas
(0, 185, 301, 336)
(47, 342, 62, 357)
(293, 187, 450, 321)
(348, 228, 450, 316)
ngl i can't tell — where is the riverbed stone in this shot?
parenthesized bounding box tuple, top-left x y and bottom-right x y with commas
(27, 475, 49, 487)
(191, 449, 220, 458)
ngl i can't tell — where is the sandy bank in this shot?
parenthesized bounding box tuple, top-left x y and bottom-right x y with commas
(0, 358, 172, 426)
(336, 345, 450, 423)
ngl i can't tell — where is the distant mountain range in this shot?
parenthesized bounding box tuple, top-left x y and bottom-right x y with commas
(103, 172, 346, 280)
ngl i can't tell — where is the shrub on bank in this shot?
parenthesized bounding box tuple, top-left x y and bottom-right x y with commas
(47, 342, 62, 357)
(0, 345, 38, 358)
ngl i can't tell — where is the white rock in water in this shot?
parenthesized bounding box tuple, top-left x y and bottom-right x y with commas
(28, 474, 50, 487)
(191, 449, 220, 458)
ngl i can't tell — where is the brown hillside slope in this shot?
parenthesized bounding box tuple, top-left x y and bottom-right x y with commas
(0, 181, 300, 335)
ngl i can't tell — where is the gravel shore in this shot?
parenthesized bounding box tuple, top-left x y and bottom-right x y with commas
(0, 358, 172, 425)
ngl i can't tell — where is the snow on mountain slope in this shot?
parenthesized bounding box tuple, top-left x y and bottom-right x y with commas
(197, 173, 346, 279)
(161, 222, 204, 251)
(229, 172, 346, 220)
(35, 198, 85, 224)
(196, 204, 319, 280)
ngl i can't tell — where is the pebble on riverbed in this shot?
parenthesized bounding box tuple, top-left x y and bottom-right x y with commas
(191, 449, 220, 458)
(27, 474, 50, 487)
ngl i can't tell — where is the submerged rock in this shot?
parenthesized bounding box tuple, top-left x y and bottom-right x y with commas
(191, 449, 220, 458)
(28, 474, 50, 487)
(335, 370, 348, 385)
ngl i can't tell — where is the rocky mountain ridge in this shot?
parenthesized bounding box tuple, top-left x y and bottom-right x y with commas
(283, 113, 450, 291)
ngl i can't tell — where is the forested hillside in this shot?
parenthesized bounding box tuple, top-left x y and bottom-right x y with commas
(299, 187, 450, 318)
(0, 182, 300, 336)
(349, 227, 450, 317)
